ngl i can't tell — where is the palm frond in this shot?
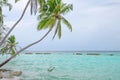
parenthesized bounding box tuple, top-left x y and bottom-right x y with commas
(52, 19, 62, 39)
(11, 47, 15, 55)
(61, 16, 72, 31)
(57, 19, 61, 39)
(49, 17, 56, 29)
(38, 0, 48, 13)
(8, 35, 15, 43)
(0, 7, 3, 26)
(61, 4, 73, 15)
(52, 24, 58, 39)
(38, 0, 45, 8)
(15, 0, 20, 3)
(37, 16, 56, 30)
(37, 19, 49, 30)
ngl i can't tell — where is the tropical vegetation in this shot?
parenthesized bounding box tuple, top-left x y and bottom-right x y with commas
(0, 0, 73, 67)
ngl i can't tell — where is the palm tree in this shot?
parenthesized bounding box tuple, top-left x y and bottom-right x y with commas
(37, 0, 73, 39)
(0, 0, 73, 67)
(1, 35, 18, 55)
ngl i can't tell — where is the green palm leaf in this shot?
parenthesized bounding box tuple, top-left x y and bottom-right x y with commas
(0, 7, 3, 26)
(15, 0, 20, 3)
(37, 19, 49, 30)
(52, 19, 62, 39)
(57, 20, 61, 39)
(8, 35, 15, 43)
(37, 16, 56, 30)
(61, 16, 72, 31)
(11, 47, 15, 55)
(61, 4, 73, 15)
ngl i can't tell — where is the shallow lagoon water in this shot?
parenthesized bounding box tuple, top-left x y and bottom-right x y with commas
(1, 52, 120, 80)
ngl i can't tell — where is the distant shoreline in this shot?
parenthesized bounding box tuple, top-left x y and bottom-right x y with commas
(23, 51, 120, 56)
(24, 50, 120, 53)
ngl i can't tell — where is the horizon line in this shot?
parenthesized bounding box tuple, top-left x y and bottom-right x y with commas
(24, 50, 120, 52)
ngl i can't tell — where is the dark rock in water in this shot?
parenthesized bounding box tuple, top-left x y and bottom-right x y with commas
(1, 77, 21, 80)
(10, 71, 22, 76)
(0, 69, 22, 80)
(109, 54, 114, 56)
(0, 69, 11, 72)
(44, 53, 51, 55)
(76, 53, 82, 55)
(87, 53, 100, 55)
(35, 53, 43, 54)
(35, 53, 51, 54)
(25, 52, 33, 54)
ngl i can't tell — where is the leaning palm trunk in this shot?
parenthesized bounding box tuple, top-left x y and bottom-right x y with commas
(0, 0, 30, 46)
(0, 28, 52, 67)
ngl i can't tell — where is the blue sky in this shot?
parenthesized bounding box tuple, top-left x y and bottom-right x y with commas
(3, 0, 120, 51)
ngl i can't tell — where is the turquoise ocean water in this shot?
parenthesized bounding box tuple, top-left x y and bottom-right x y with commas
(1, 51, 120, 80)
